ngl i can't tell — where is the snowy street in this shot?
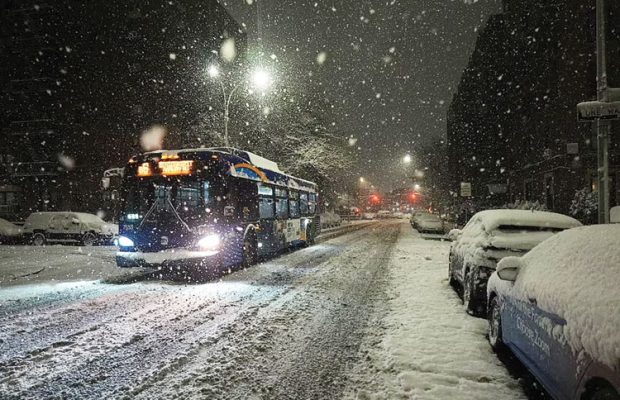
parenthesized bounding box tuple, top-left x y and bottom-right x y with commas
(0, 221, 529, 399)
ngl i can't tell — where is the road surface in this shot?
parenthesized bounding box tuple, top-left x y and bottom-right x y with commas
(0, 221, 529, 400)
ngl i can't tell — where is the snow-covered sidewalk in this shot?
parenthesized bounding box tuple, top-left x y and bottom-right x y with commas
(348, 222, 525, 399)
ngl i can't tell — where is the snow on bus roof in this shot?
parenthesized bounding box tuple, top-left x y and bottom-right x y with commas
(145, 147, 281, 172)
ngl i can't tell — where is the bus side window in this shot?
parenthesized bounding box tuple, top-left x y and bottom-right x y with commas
(289, 190, 300, 218)
(308, 193, 317, 214)
(258, 183, 275, 219)
(275, 187, 288, 219)
(236, 179, 259, 221)
(300, 192, 309, 216)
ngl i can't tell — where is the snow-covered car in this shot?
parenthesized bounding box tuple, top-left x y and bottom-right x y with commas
(412, 212, 444, 233)
(448, 209, 581, 316)
(362, 212, 376, 220)
(320, 211, 342, 228)
(487, 225, 620, 400)
(23, 212, 119, 246)
(0, 218, 22, 244)
(377, 210, 392, 219)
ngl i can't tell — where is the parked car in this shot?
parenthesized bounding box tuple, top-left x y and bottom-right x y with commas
(487, 224, 620, 400)
(362, 212, 376, 220)
(377, 210, 392, 219)
(412, 212, 444, 233)
(320, 211, 342, 228)
(22, 212, 118, 246)
(0, 218, 22, 244)
(448, 210, 581, 316)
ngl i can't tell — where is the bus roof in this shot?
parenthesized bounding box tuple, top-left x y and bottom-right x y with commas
(138, 147, 318, 192)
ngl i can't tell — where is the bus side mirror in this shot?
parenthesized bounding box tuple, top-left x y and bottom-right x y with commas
(224, 206, 235, 217)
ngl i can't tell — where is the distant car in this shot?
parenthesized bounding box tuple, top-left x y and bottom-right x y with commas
(23, 212, 118, 246)
(362, 212, 376, 220)
(0, 218, 22, 244)
(448, 210, 581, 316)
(412, 212, 444, 233)
(487, 225, 620, 400)
(377, 210, 391, 219)
(320, 211, 342, 228)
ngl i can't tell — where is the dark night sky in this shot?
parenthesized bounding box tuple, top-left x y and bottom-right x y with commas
(221, 0, 501, 190)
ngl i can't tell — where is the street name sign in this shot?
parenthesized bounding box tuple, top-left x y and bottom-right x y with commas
(577, 101, 620, 121)
(460, 182, 472, 197)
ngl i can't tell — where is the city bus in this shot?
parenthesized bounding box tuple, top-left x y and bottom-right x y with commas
(115, 147, 320, 270)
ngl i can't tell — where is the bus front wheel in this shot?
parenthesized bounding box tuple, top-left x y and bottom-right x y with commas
(242, 234, 258, 268)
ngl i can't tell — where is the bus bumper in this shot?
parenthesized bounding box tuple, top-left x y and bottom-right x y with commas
(116, 249, 221, 268)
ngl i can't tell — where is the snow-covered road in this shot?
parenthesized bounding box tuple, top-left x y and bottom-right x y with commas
(0, 221, 527, 400)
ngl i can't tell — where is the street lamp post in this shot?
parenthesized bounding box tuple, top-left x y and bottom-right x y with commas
(596, 0, 610, 224)
(207, 65, 272, 148)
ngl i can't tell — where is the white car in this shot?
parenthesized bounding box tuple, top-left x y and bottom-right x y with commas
(320, 211, 342, 228)
(412, 213, 444, 233)
(0, 218, 22, 243)
(487, 225, 620, 400)
(23, 212, 118, 246)
(448, 209, 581, 316)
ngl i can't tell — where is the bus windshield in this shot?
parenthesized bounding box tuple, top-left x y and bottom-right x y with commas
(124, 177, 213, 222)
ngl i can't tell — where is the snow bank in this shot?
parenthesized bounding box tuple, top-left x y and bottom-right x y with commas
(349, 223, 525, 399)
(503, 225, 620, 368)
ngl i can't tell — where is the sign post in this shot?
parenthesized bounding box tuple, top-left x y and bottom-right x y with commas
(577, 0, 616, 224)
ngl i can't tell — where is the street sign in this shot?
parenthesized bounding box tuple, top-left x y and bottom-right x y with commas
(577, 101, 620, 121)
(460, 182, 472, 197)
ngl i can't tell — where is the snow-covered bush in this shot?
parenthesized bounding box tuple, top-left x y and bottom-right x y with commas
(501, 200, 547, 211)
(569, 188, 598, 224)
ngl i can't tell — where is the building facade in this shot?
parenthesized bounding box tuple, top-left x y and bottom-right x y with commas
(0, 0, 246, 221)
(447, 0, 619, 221)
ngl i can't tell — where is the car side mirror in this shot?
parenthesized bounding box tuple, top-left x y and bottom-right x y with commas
(496, 256, 522, 281)
(448, 229, 462, 241)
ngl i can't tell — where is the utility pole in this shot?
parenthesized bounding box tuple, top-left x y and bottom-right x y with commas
(596, 0, 610, 224)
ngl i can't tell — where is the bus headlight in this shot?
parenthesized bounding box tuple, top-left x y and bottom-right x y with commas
(197, 234, 221, 250)
(118, 236, 134, 247)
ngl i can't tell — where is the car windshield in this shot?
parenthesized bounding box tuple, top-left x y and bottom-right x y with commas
(2, 1, 619, 399)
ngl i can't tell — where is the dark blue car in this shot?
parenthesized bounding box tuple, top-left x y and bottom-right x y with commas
(486, 225, 620, 400)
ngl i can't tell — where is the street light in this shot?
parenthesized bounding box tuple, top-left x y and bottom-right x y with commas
(206, 65, 273, 147)
(414, 183, 421, 191)
(207, 64, 219, 78)
(359, 177, 365, 183)
(252, 68, 271, 90)
(403, 154, 412, 164)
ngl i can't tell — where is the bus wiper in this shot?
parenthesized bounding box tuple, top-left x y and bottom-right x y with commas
(138, 199, 159, 229)
(166, 196, 191, 232)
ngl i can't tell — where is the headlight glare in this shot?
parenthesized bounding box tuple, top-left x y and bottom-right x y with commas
(118, 236, 134, 247)
(197, 234, 221, 250)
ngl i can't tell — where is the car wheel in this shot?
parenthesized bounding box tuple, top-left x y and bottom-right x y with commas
(242, 234, 258, 268)
(488, 296, 505, 351)
(81, 232, 96, 246)
(448, 258, 458, 288)
(463, 270, 483, 317)
(586, 382, 620, 400)
(32, 233, 46, 246)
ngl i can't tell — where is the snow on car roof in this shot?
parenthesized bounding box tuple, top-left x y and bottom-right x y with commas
(507, 224, 620, 368)
(473, 209, 581, 232)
